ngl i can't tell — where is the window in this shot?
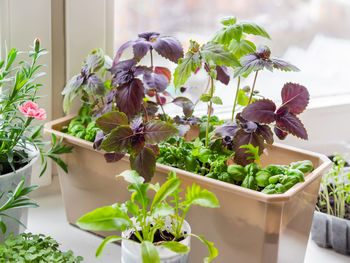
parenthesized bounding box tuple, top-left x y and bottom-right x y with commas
(114, 0, 350, 119)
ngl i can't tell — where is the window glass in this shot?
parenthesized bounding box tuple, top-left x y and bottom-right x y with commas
(115, 0, 350, 116)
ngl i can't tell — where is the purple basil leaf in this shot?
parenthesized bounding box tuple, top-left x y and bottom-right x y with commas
(154, 66, 171, 82)
(214, 122, 239, 138)
(93, 131, 105, 150)
(100, 125, 134, 152)
(96, 111, 129, 134)
(104, 152, 125, 163)
(146, 144, 160, 156)
(84, 74, 105, 96)
(276, 105, 290, 117)
(133, 40, 152, 61)
(173, 97, 194, 119)
(143, 72, 169, 92)
(256, 125, 274, 144)
(131, 117, 143, 133)
(177, 124, 191, 137)
(115, 79, 145, 118)
(216, 65, 230, 85)
(110, 58, 137, 74)
(256, 45, 271, 59)
(143, 101, 159, 117)
(131, 135, 146, 154)
(241, 99, 276, 124)
(241, 120, 257, 133)
(233, 129, 264, 165)
(274, 126, 288, 140)
(281, 83, 309, 114)
(106, 88, 117, 103)
(276, 113, 308, 139)
(130, 147, 156, 182)
(271, 58, 300, 72)
(152, 37, 184, 63)
(234, 53, 272, 77)
(143, 121, 178, 144)
(134, 66, 152, 77)
(138, 32, 160, 41)
(113, 40, 135, 65)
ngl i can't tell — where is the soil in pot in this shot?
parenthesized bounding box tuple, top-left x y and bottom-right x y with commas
(0, 151, 29, 175)
(128, 228, 186, 245)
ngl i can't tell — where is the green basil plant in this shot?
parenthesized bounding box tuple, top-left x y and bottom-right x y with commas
(77, 170, 220, 262)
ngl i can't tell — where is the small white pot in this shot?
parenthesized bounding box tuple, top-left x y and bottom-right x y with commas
(0, 145, 39, 242)
(121, 218, 191, 263)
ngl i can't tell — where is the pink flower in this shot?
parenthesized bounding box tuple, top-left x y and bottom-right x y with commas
(19, 101, 47, 120)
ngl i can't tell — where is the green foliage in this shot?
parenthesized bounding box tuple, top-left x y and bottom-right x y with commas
(0, 233, 83, 263)
(317, 154, 350, 219)
(77, 170, 219, 262)
(0, 40, 71, 176)
(239, 144, 260, 166)
(173, 41, 201, 89)
(63, 112, 100, 143)
(157, 137, 233, 181)
(62, 48, 107, 112)
(0, 178, 38, 234)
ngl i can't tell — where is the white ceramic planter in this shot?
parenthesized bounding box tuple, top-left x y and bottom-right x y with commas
(121, 219, 191, 263)
(0, 145, 39, 243)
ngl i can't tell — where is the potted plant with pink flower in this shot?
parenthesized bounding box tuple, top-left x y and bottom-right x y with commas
(0, 39, 72, 241)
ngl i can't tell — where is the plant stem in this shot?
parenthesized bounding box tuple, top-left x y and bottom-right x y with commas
(248, 71, 259, 104)
(141, 102, 149, 122)
(231, 76, 241, 121)
(150, 48, 154, 69)
(205, 77, 214, 148)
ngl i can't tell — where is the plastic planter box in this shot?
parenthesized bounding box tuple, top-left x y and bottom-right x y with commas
(44, 115, 331, 263)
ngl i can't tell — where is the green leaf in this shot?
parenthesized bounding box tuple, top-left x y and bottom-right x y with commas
(118, 170, 145, 185)
(239, 144, 260, 166)
(125, 201, 140, 216)
(161, 241, 190, 254)
(237, 88, 250, 106)
(184, 183, 220, 208)
(96, 111, 128, 134)
(118, 170, 151, 209)
(96, 235, 122, 258)
(212, 24, 243, 45)
(76, 206, 131, 231)
(142, 241, 160, 263)
(211, 96, 223, 105)
(228, 39, 256, 59)
(201, 43, 240, 68)
(0, 218, 6, 234)
(151, 203, 174, 218)
(173, 44, 201, 89)
(190, 234, 218, 263)
(200, 94, 211, 103)
(151, 177, 181, 212)
(241, 22, 271, 39)
(83, 48, 105, 73)
(220, 16, 237, 26)
(100, 125, 133, 152)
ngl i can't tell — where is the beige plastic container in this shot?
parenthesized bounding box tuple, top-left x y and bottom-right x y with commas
(44, 115, 331, 263)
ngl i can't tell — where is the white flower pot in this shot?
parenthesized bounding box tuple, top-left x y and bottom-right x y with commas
(121, 218, 191, 263)
(0, 145, 39, 243)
